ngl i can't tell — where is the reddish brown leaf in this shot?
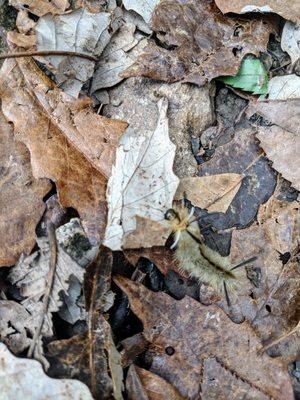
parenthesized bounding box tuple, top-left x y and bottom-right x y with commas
(114, 276, 293, 400)
(0, 59, 109, 243)
(0, 108, 50, 266)
(123, 0, 274, 85)
(16, 57, 128, 179)
(126, 365, 185, 400)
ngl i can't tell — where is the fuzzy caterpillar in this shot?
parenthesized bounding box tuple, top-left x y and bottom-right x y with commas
(165, 205, 256, 304)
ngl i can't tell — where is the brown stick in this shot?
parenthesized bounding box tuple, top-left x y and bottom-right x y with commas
(0, 50, 97, 62)
(27, 222, 57, 359)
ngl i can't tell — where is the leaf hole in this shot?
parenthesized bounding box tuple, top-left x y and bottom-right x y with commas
(165, 346, 175, 356)
(232, 46, 242, 57)
(265, 304, 271, 313)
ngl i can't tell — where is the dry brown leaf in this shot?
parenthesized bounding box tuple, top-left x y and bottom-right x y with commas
(123, 216, 172, 249)
(16, 10, 36, 34)
(229, 198, 299, 346)
(0, 108, 50, 267)
(10, 0, 70, 17)
(215, 0, 300, 24)
(114, 276, 293, 400)
(6, 31, 36, 48)
(248, 100, 300, 191)
(15, 57, 128, 179)
(247, 99, 300, 134)
(175, 173, 243, 213)
(48, 247, 123, 400)
(0, 58, 125, 243)
(126, 365, 185, 400)
(123, 0, 274, 85)
(256, 126, 300, 190)
(124, 246, 175, 275)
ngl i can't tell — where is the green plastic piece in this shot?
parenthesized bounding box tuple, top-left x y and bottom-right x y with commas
(218, 58, 269, 95)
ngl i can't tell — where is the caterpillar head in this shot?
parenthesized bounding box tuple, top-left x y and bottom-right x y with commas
(165, 205, 197, 249)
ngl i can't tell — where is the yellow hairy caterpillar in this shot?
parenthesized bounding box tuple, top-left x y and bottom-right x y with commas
(165, 205, 256, 305)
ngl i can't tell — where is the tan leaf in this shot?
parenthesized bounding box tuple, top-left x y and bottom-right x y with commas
(114, 276, 293, 400)
(6, 31, 36, 48)
(0, 58, 125, 242)
(175, 173, 243, 213)
(0, 109, 50, 267)
(126, 365, 185, 400)
(215, 0, 300, 24)
(247, 99, 300, 191)
(256, 126, 300, 190)
(0, 342, 93, 400)
(16, 57, 128, 179)
(123, 216, 172, 249)
(123, 0, 274, 85)
(10, 0, 70, 17)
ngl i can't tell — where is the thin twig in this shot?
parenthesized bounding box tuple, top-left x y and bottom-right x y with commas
(27, 222, 57, 358)
(260, 321, 300, 354)
(0, 50, 97, 62)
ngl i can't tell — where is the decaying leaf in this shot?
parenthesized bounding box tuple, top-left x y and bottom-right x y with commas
(256, 126, 300, 190)
(215, 0, 300, 24)
(91, 23, 147, 92)
(126, 365, 185, 400)
(123, 0, 160, 24)
(281, 21, 300, 65)
(175, 173, 243, 213)
(15, 57, 127, 178)
(9, 0, 70, 17)
(0, 342, 93, 400)
(198, 128, 277, 231)
(268, 74, 300, 100)
(104, 98, 179, 250)
(0, 108, 51, 267)
(114, 276, 294, 399)
(48, 247, 123, 400)
(1, 236, 86, 366)
(0, 58, 126, 243)
(103, 77, 214, 178)
(35, 8, 120, 97)
(123, 0, 274, 86)
(229, 197, 299, 345)
(247, 99, 300, 190)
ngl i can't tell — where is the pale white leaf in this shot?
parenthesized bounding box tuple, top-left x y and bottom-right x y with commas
(281, 21, 300, 65)
(91, 23, 147, 92)
(35, 9, 114, 97)
(123, 0, 161, 24)
(268, 74, 300, 100)
(175, 173, 243, 213)
(0, 342, 93, 400)
(104, 98, 179, 250)
(4, 236, 86, 366)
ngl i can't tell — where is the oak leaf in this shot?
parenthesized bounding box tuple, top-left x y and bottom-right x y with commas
(114, 276, 293, 400)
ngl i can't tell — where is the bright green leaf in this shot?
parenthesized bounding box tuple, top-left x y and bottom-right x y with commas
(218, 58, 269, 95)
